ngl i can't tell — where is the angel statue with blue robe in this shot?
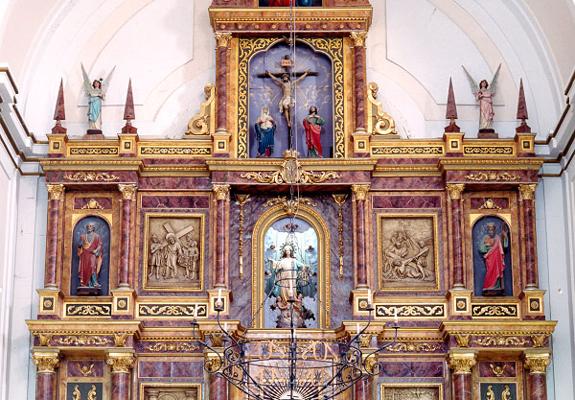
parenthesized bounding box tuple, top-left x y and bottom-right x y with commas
(265, 243, 317, 328)
(81, 64, 115, 130)
(462, 64, 501, 131)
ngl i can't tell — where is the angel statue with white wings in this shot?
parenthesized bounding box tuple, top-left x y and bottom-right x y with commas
(81, 64, 115, 130)
(462, 64, 501, 131)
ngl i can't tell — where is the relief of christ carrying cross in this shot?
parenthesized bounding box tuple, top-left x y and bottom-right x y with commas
(258, 55, 318, 149)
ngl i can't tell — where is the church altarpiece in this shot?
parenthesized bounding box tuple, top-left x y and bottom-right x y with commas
(27, 1, 556, 400)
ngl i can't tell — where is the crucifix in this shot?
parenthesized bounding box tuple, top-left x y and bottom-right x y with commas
(258, 55, 318, 150)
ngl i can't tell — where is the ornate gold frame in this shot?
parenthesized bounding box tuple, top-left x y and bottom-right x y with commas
(138, 382, 203, 400)
(142, 213, 206, 292)
(251, 204, 330, 328)
(376, 213, 440, 292)
(380, 382, 444, 400)
(236, 37, 345, 159)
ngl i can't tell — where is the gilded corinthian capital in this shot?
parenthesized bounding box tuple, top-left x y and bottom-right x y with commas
(350, 31, 368, 47)
(448, 350, 476, 374)
(213, 184, 230, 201)
(32, 349, 60, 373)
(446, 183, 465, 200)
(519, 183, 537, 201)
(524, 349, 551, 374)
(118, 184, 137, 201)
(106, 352, 135, 373)
(47, 184, 65, 200)
(215, 32, 232, 48)
(351, 184, 370, 201)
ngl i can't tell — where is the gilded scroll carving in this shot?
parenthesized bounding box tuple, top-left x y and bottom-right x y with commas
(264, 196, 316, 215)
(367, 82, 397, 136)
(65, 304, 112, 316)
(471, 304, 518, 317)
(138, 304, 207, 318)
(385, 341, 443, 353)
(465, 172, 520, 182)
(375, 304, 445, 318)
(185, 84, 215, 136)
(473, 336, 529, 347)
(64, 172, 120, 182)
(146, 342, 199, 352)
(241, 150, 340, 184)
(54, 335, 112, 346)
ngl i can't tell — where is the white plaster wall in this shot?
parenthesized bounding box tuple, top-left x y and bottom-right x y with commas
(0, 0, 571, 140)
(537, 174, 575, 400)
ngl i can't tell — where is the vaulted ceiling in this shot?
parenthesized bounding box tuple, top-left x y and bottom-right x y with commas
(0, 0, 573, 141)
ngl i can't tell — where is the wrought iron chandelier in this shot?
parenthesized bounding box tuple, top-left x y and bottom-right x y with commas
(191, 285, 399, 400)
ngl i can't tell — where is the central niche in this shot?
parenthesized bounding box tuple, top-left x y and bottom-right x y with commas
(249, 40, 334, 158)
(253, 207, 329, 329)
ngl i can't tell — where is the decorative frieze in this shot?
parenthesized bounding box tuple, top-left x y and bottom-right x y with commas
(375, 304, 446, 319)
(64, 171, 119, 182)
(471, 304, 518, 318)
(65, 303, 112, 317)
(137, 303, 208, 318)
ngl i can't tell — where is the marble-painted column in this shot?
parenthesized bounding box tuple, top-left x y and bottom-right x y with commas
(213, 184, 230, 287)
(524, 350, 551, 400)
(118, 184, 137, 287)
(350, 31, 368, 134)
(519, 184, 538, 288)
(448, 350, 476, 400)
(352, 184, 370, 288)
(353, 377, 372, 400)
(107, 351, 135, 400)
(215, 32, 232, 134)
(32, 349, 60, 400)
(447, 184, 465, 288)
(45, 184, 65, 288)
(206, 353, 227, 400)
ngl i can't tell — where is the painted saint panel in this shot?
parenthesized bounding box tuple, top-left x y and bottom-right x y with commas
(143, 214, 205, 291)
(378, 215, 439, 291)
(473, 216, 513, 296)
(71, 216, 110, 296)
(249, 41, 334, 158)
(263, 217, 318, 328)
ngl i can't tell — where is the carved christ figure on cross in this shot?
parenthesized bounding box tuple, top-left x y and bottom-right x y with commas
(265, 69, 311, 129)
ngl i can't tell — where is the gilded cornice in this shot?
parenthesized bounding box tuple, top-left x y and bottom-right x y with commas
(209, 7, 373, 33)
(27, 320, 142, 337)
(441, 321, 556, 339)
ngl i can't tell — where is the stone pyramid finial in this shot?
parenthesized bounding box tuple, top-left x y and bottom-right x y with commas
(445, 77, 460, 132)
(122, 79, 137, 133)
(516, 78, 531, 133)
(51, 78, 67, 134)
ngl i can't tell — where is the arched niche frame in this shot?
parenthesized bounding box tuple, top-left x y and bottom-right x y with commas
(252, 204, 330, 328)
(469, 214, 514, 297)
(237, 36, 346, 159)
(70, 214, 111, 296)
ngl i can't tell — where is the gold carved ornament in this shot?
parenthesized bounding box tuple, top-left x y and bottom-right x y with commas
(146, 342, 199, 352)
(351, 184, 370, 201)
(363, 354, 379, 375)
(47, 184, 65, 200)
(236, 194, 251, 279)
(446, 183, 465, 200)
(106, 353, 135, 373)
(204, 353, 223, 373)
(63, 171, 120, 182)
(241, 151, 340, 184)
(385, 342, 443, 353)
(332, 194, 348, 279)
(36, 333, 53, 346)
(350, 31, 367, 47)
(519, 183, 537, 200)
(32, 351, 60, 373)
(473, 336, 528, 347)
(213, 184, 230, 201)
(82, 199, 104, 209)
(215, 32, 232, 48)
(264, 196, 316, 216)
(489, 363, 507, 377)
(465, 172, 520, 182)
(454, 334, 470, 348)
(186, 83, 215, 136)
(54, 335, 112, 346)
(118, 183, 137, 201)
(479, 198, 501, 210)
(80, 363, 95, 377)
(524, 351, 551, 374)
(448, 352, 476, 374)
(367, 82, 397, 136)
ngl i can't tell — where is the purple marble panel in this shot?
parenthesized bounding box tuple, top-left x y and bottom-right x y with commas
(141, 196, 210, 209)
(478, 361, 516, 377)
(379, 361, 444, 377)
(372, 195, 441, 209)
(370, 176, 445, 190)
(67, 361, 105, 377)
(470, 197, 509, 209)
(74, 197, 113, 209)
(138, 361, 204, 378)
(138, 177, 212, 190)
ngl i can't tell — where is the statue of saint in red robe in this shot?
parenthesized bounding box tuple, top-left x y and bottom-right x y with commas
(479, 222, 508, 294)
(303, 106, 325, 158)
(77, 222, 103, 288)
